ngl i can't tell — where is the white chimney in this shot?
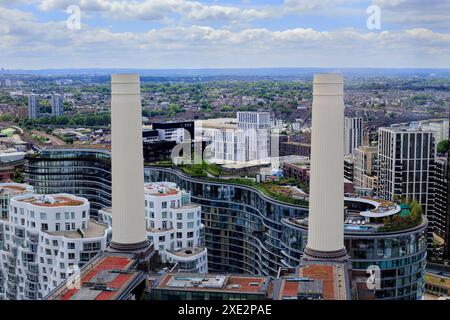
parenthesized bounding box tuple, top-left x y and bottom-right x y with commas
(109, 74, 149, 250)
(304, 74, 347, 259)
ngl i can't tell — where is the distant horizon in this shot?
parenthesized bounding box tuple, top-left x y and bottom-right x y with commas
(2, 67, 450, 77)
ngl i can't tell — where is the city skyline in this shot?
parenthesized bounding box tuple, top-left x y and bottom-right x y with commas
(1, 0, 449, 69)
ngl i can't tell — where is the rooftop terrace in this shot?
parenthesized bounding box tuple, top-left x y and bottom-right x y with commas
(0, 183, 33, 195)
(17, 194, 85, 207)
(166, 246, 206, 258)
(45, 220, 109, 239)
(155, 273, 269, 295)
(46, 252, 146, 301)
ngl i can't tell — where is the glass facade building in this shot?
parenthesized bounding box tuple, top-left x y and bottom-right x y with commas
(23, 154, 427, 300)
(281, 218, 428, 300)
(24, 147, 111, 218)
(145, 166, 428, 300)
(145, 166, 308, 276)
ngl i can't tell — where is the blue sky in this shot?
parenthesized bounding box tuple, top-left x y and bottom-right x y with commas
(0, 0, 449, 69)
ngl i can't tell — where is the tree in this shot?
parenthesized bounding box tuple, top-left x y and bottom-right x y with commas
(437, 139, 449, 154)
(0, 112, 14, 122)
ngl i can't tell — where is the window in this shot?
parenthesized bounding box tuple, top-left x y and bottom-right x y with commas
(187, 232, 194, 238)
(55, 223, 60, 231)
(177, 222, 183, 229)
(55, 212, 60, 220)
(65, 212, 70, 219)
(177, 241, 182, 248)
(162, 202, 167, 209)
(188, 212, 194, 219)
(176, 232, 182, 239)
(159, 236, 165, 242)
(177, 213, 182, 220)
(162, 221, 168, 229)
(162, 211, 167, 219)
(83, 242, 101, 251)
(82, 211, 86, 218)
(170, 201, 175, 208)
(71, 212, 75, 219)
(41, 223, 48, 231)
(30, 211, 35, 218)
(187, 222, 194, 229)
(149, 201, 154, 208)
(65, 223, 70, 231)
(53, 240, 58, 246)
(71, 223, 75, 230)
(68, 253, 75, 260)
(67, 243, 75, 249)
(149, 211, 155, 219)
(40, 212, 47, 220)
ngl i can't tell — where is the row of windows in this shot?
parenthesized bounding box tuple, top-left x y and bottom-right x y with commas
(10, 207, 87, 221)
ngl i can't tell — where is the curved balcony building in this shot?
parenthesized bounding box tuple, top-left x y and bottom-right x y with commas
(24, 145, 112, 218)
(145, 166, 427, 300)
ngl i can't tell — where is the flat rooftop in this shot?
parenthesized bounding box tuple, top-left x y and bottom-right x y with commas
(46, 253, 145, 301)
(166, 246, 206, 258)
(144, 183, 180, 197)
(44, 220, 109, 239)
(300, 262, 349, 300)
(18, 195, 85, 207)
(0, 183, 32, 195)
(155, 273, 269, 295)
(178, 203, 200, 210)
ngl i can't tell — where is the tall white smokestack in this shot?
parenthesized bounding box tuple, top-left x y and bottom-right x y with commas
(304, 74, 347, 259)
(110, 74, 149, 250)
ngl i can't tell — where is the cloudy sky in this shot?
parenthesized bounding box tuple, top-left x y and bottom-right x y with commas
(0, 0, 449, 69)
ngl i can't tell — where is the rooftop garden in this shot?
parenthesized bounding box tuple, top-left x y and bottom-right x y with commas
(147, 160, 308, 206)
(377, 200, 423, 232)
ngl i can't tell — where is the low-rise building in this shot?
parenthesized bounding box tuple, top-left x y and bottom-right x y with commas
(99, 182, 207, 274)
(0, 190, 110, 300)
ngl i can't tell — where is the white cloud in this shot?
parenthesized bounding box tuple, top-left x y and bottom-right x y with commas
(37, 0, 279, 23)
(1, 3, 449, 68)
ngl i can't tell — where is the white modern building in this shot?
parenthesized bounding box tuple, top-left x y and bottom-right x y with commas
(378, 126, 435, 215)
(98, 182, 207, 274)
(156, 127, 185, 143)
(51, 94, 64, 117)
(344, 117, 363, 155)
(208, 112, 271, 164)
(27, 94, 40, 119)
(0, 187, 109, 300)
(418, 119, 449, 147)
(237, 111, 271, 130)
